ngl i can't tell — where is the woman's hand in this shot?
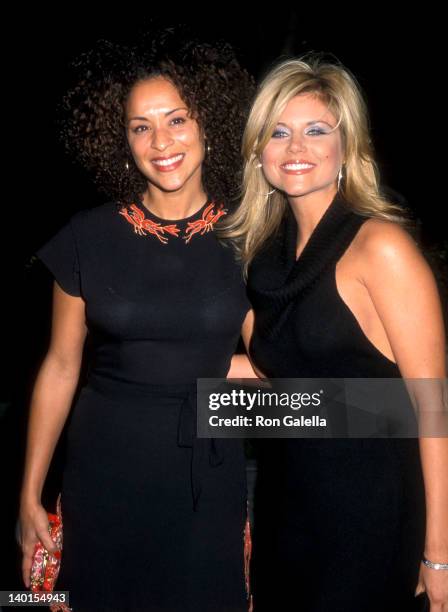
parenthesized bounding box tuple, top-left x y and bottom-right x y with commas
(19, 499, 60, 588)
(415, 562, 448, 610)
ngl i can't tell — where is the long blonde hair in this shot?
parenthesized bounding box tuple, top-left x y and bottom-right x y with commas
(218, 54, 407, 276)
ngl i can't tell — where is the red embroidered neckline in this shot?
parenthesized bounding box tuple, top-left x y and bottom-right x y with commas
(119, 201, 227, 244)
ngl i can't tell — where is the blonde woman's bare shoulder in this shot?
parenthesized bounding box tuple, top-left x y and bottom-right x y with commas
(353, 217, 419, 259)
(351, 217, 431, 283)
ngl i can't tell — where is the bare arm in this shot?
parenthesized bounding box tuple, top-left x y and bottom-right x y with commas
(360, 220, 448, 607)
(227, 310, 265, 379)
(19, 281, 87, 584)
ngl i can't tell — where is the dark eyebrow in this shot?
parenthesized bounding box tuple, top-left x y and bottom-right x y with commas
(127, 107, 188, 122)
(277, 120, 335, 128)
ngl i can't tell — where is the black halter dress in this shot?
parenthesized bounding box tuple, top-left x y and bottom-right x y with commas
(247, 195, 426, 612)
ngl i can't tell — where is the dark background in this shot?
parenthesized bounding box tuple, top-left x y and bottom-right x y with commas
(2, 7, 445, 599)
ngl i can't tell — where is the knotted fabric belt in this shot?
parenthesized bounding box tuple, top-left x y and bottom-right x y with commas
(86, 373, 224, 511)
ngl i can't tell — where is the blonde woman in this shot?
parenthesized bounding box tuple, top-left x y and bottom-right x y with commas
(222, 57, 448, 611)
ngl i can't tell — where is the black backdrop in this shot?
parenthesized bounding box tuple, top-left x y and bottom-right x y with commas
(3, 7, 445, 600)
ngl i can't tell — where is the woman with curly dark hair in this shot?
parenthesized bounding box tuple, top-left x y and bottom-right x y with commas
(19, 28, 255, 612)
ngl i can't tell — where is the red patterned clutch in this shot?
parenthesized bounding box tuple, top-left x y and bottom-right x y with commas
(30, 493, 71, 611)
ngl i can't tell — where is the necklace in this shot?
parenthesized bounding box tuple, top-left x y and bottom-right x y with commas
(119, 201, 227, 244)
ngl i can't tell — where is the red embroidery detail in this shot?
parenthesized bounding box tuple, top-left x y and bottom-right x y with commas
(119, 202, 227, 244)
(119, 204, 181, 244)
(184, 203, 227, 243)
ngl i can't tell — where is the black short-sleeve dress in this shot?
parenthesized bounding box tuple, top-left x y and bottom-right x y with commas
(35, 198, 251, 612)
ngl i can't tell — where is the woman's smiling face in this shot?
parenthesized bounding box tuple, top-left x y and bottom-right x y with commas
(261, 93, 344, 201)
(126, 77, 205, 193)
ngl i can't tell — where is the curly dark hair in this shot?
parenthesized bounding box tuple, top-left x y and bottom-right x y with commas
(57, 25, 255, 208)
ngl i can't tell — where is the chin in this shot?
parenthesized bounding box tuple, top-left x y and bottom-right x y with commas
(284, 189, 307, 198)
(156, 184, 186, 194)
(155, 178, 187, 192)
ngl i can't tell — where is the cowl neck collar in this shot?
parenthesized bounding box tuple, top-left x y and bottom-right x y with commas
(247, 194, 367, 339)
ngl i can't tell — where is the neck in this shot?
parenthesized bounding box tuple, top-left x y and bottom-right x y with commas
(141, 179, 208, 220)
(288, 187, 339, 257)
